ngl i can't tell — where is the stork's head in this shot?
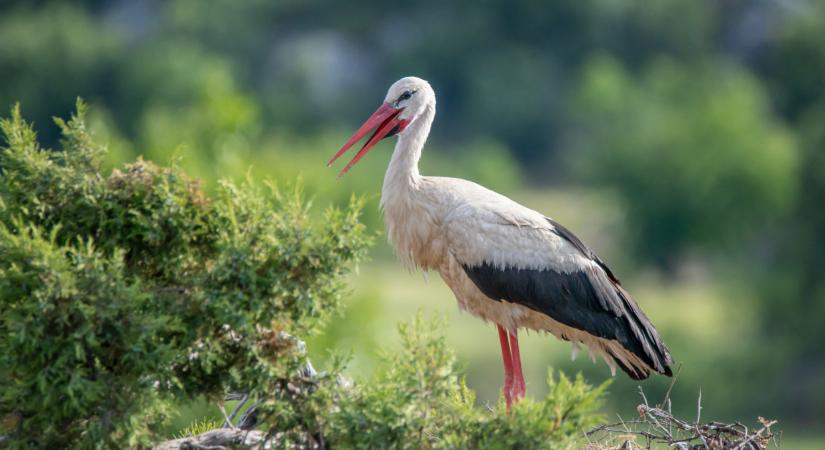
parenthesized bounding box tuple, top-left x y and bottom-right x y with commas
(328, 76, 434, 176)
(383, 76, 434, 122)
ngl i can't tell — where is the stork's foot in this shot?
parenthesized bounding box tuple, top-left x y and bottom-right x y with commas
(511, 377, 526, 400)
(503, 385, 524, 410)
(504, 373, 525, 409)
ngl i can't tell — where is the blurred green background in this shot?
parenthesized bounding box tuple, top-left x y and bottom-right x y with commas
(2, 0, 823, 445)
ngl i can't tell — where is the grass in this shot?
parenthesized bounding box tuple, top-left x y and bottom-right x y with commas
(172, 417, 222, 439)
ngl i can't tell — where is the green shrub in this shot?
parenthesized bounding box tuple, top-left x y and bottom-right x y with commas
(0, 101, 369, 448)
(0, 102, 607, 449)
(321, 315, 608, 450)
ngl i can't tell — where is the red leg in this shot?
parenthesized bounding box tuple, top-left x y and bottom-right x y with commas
(509, 330, 526, 400)
(497, 325, 514, 409)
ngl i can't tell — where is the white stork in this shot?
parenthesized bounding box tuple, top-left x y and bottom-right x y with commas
(328, 77, 673, 409)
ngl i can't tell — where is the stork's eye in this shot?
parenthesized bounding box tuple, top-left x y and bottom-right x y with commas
(397, 90, 414, 103)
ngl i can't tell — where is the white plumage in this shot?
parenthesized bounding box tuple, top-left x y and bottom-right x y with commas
(330, 76, 672, 408)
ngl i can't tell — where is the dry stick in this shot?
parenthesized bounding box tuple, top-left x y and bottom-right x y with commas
(695, 428, 710, 450)
(660, 364, 682, 409)
(583, 418, 646, 437)
(222, 393, 248, 428)
(588, 384, 779, 450)
(182, 444, 226, 450)
(731, 419, 778, 450)
(662, 363, 682, 442)
(639, 405, 670, 440)
(156, 429, 267, 450)
(217, 405, 235, 432)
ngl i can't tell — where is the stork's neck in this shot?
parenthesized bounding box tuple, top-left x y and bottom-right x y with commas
(382, 103, 435, 193)
(380, 102, 439, 271)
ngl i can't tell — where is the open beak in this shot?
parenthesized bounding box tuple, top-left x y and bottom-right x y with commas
(327, 102, 408, 177)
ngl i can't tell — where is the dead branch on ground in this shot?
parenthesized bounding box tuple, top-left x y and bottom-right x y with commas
(583, 372, 780, 450)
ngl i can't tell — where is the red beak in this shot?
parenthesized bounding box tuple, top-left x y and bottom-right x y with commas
(328, 102, 408, 177)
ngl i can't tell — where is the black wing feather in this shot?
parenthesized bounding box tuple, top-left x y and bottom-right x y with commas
(461, 218, 672, 379)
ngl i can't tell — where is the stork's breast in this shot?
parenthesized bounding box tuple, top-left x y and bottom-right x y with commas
(383, 204, 444, 271)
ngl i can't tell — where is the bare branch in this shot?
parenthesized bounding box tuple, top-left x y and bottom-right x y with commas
(155, 429, 267, 450)
(222, 393, 249, 428)
(586, 386, 779, 450)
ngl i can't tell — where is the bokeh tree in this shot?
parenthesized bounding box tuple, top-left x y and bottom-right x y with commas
(570, 55, 797, 269)
(749, 2, 825, 423)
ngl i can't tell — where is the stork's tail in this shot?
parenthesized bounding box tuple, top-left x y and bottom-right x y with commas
(610, 285, 673, 380)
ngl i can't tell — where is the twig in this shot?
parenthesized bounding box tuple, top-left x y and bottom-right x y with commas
(660, 363, 681, 409)
(218, 406, 233, 431)
(222, 393, 249, 428)
(732, 418, 778, 450)
(182, 444, 226, 450)
(587, 384, 779, 450)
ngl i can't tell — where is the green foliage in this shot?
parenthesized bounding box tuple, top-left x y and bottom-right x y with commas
(0, 3, 120, 146)
(762, 2, 825, 120)
(459, 371, 607, 449)
(571, 55, 798, 267)
(0, 223, 174, 447)
(125, 41, 261, 183)
(0, 103, 369, 448)
(751, 4, 825, 420)
(254, 315, 608, 449)
(0, 104, 609, 448)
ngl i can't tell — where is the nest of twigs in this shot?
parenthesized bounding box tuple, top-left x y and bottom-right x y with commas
(583, 382, 779, 450)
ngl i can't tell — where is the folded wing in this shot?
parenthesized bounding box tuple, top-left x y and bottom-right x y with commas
(444, 196, 672, 379)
